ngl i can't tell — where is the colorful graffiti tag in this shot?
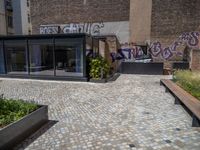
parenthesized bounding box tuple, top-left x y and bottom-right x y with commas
(40, 22, 105, 35)
(110, 43, 146, 62)
(149, 31, 200, 60)
(111, 32, 200, 62)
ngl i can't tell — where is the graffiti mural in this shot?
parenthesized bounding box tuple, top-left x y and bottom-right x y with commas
(119, 43, 144, 59)
(40, 22, 104, 35)
(110, 31, 200, 62)
(110, 43, 146, 62)
(149, 31, 200, 60)
(40, 21, 130, 43)
(40, 26, 60, 34)
(179, 32, 200, 47)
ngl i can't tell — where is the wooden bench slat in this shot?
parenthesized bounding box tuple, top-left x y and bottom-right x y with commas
(161, 79, 200, 111)
(161, 79, 200, 120)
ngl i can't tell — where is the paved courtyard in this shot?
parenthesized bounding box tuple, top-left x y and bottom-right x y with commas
(0, 75, 200, 150)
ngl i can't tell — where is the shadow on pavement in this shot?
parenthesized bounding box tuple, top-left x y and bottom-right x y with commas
(14, 120, 58, 150)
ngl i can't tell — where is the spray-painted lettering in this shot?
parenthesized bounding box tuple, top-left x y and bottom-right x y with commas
(111, 31, 200, 61)
(40, 22, 105, 35)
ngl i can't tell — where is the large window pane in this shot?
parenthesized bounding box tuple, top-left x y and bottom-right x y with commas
(29, 40, 54, 76)
(55, 38, 83, 77)
(0, 42, 5, 74)
(5, 40, 28, 75)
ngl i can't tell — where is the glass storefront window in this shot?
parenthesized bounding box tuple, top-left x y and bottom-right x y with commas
(86, 36, 93, 57)
(93, 38, 99, 57)
(0, 41, 5, 74)
(29, 40, 54, 76)
(55, 38, 83, 76)
(5, 40, 28, 75)
(1, 35, 89, 79)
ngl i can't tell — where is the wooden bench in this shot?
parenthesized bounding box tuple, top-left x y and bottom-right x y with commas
(160, 79, 200, 127)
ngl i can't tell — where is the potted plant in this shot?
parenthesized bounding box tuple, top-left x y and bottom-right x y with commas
(89, 56, 110, 83)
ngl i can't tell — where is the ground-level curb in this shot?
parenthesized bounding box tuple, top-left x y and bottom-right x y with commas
(0, 105, 48, 149)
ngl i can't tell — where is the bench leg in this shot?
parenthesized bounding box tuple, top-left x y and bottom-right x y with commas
(174, 97, 181, 105)
(192, 115, 200, 127)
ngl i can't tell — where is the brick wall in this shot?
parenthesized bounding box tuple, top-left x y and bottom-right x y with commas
(151, 0, 200, 43)
(191, 49, 200, 71)
(31, 0, 130, 34)
(129, 0, 152, 44)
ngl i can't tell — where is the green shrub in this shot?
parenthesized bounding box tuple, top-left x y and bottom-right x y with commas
(173, 70, 200, 100)
(0, 96, 39, 127)
(89, 56, 110, 79)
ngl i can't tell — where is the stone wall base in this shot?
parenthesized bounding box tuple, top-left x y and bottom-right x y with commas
(190, 49, 200, 71)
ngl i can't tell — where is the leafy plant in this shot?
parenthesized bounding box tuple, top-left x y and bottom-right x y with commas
(0, 96, 39, 128)
(89, 56, 110, 79)
(173, 70, 200, 100)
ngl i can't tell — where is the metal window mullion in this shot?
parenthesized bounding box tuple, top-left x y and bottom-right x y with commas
(83, 37, 87, 77)
(53, 38, 56, 76)
(26, 39, 30, 75)
(2, 40, 7, 74)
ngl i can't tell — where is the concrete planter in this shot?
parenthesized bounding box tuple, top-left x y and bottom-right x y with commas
(120, 62, 164, 75)
(172, 62, 189, 70)
(90, 78, 107, 83)
(0, 105, 48, 149)
(107, 73, 120, 82)
(90, 73, 120, 83)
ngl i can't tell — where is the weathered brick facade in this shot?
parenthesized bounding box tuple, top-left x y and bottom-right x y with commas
(151, 0, 200, 42)
(191, 49, 200, 71)
(150, 0, 200, 68)
(31, 0, 130, 34)
(30, 0, 200, 70)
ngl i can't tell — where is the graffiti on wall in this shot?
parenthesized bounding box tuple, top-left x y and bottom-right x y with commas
(40, 22, 105, 35)
(110, 43, 146, 62)
(110, 31, 200, 62)
(40, 21, 130, 43)
(149, 31, 200, 60)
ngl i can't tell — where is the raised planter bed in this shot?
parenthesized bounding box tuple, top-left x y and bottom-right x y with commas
(160, 79, 200, 127)
(120, 62, 164, 75)
(90, 78, 107, 83)
(0, 105, 48, 149)
(107, 73, 120, 82)
(89, 73, 120, 83)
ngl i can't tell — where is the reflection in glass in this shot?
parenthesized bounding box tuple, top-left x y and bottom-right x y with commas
(5, 41, 28, 75)
(86, 36, 93, 57)
(93, 38, 99, 57)
(29, 43, 54, 76)
(0, 43, 5, 74)
(55, 39, 83, 76)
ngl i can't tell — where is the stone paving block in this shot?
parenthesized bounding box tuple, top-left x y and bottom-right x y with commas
(0, 75, 199, 150)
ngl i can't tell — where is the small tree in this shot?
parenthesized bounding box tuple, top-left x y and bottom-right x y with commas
(89, 56, 110, 79)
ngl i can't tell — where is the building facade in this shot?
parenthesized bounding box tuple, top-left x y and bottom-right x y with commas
(30, 0, 200, 43)
(0, 0, 14, 35)
(30, 0, 200, 68)
(12, 0, 32, 35)
(31, 0, 130, 43)
(129, 0, 200, 67)
(0, 0, 7, 35)
(0, 0, 32, 35)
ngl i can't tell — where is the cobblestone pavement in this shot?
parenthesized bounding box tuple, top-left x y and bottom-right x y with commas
(0, 75, 200, 150)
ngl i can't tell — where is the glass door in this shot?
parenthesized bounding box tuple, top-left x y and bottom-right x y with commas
(55, 38, 83, 77)
(4, 40, 28, 75)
